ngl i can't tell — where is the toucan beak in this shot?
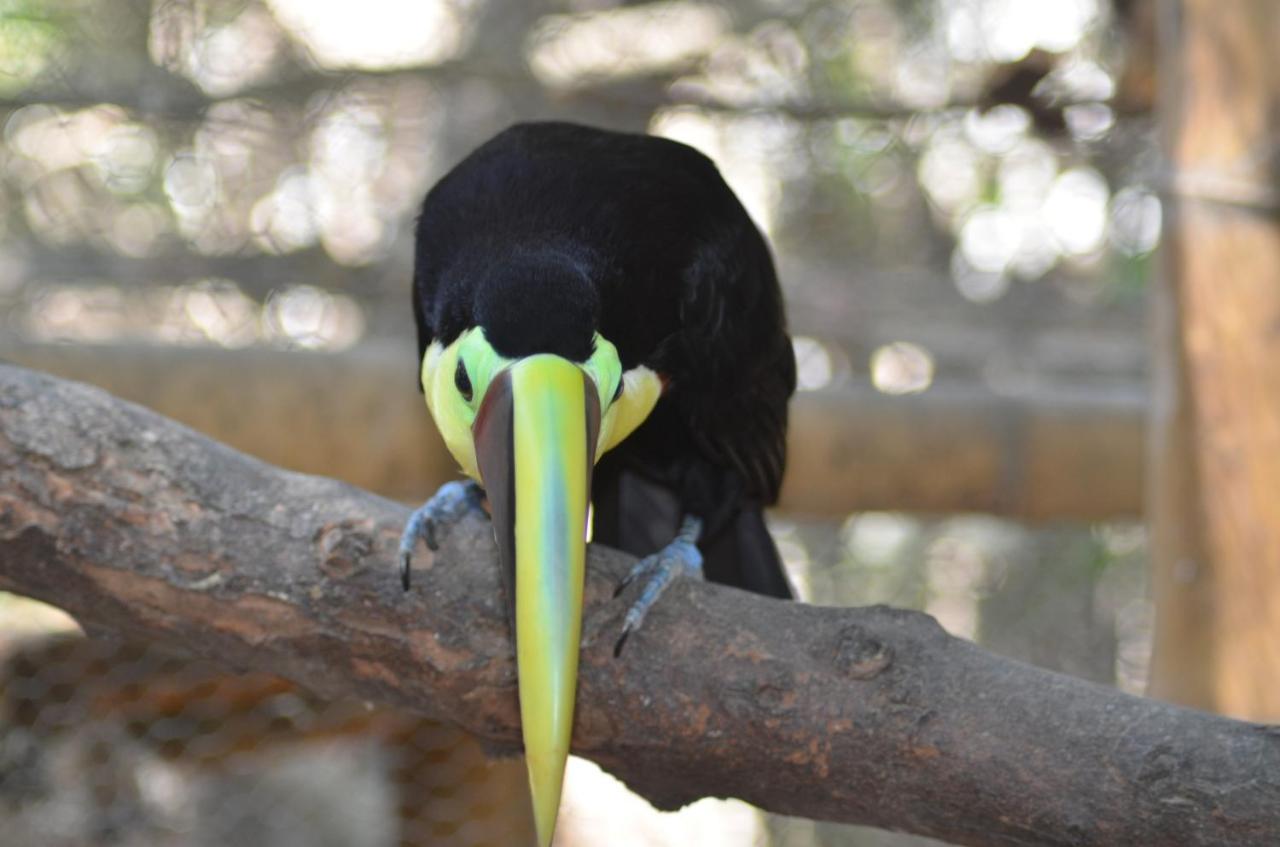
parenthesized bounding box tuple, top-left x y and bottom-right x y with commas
(472, 355, 599, 847)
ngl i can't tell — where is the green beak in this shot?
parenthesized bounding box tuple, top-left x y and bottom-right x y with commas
(473, 354, 599, 847)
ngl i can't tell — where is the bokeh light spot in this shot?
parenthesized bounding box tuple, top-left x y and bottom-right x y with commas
(1043, 167, 1109, 256)
(1109, 186, 1162, 257)
(870, 342, 934, 395)
(792, 336, 833, 392)
(264, 285, 365, 350)
(266, 0, 468, 70)
(527, 2, 728, 89)
(164, 154, 219, 213)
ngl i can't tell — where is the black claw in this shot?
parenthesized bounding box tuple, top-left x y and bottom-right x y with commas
(613, 628, 631, 658)
(400, 552, 412, 592)
(612, 577, 631, 599)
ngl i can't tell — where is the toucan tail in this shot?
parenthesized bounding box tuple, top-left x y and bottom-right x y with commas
(700, 504, 793, 599)
(591, 462, 792, 599)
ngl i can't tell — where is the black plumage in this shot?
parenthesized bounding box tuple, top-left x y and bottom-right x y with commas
(412, 121, 795, 599)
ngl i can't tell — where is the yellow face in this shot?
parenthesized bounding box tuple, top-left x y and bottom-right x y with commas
(419, 328, 665, 847)
(421, 327, 663, 481)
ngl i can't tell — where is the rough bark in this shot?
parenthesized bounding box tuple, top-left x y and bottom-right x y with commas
(1148, 2, 1280, 719)
(2, 342, 1145, 520)
(1, 363, 1276, 847)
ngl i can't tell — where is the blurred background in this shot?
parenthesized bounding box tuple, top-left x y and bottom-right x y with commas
(0, 0, 1253, 845)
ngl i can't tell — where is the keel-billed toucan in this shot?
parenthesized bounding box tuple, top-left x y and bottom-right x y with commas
(400, 122, 795, 846)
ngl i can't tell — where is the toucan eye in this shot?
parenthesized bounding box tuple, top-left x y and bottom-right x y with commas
(455, 360, 473, 402)
(612, 378, 624, 404)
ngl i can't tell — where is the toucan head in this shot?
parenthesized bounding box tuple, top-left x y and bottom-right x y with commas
(419, 296, 661, 845)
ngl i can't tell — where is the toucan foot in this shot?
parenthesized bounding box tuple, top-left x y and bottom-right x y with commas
(399, 480, 485, 591)
(613, 515, 703, 656)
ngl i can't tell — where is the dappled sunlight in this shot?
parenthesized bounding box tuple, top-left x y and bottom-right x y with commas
(108, 203, 171, 257)
(6, 104, 128, 175)
(164, 152, 221, 238)
(527, 2, 728, 90)
(950, 249, 1010, 302)
(1064, 101, 1114, 140)
(792, 335, 832, 391)
(251, 168, 319, 253)
(944, 0, 1099, 63)
(958, 203, 1047, 278)
(0, 0, 1152, 344)
(893, 41, 954, 110)
(925, 134, 1119, 293)
(844, 513, 918, 568)
(996, 139, 1058, 211)
(306, 97, 400, 264)
(150, 3, 286, 97)
(160, 99, 290, 256)
(1044, 167, 1109, 256)
(264, 283, 365, 349)
(23, 280, 363, 350)
(870, 342, 934, 395)
(924, 534, 985, 640)
(179, 279, 261, 348)
(1109, 186, 1161, 257)
(649, 107, 803, 237)
(918, 125, 984, 212)
(266, 0, 469, 70)
(793, 513, 1153, 700)
(963, 104, 1029, 154)
(672, 19, 810, 108)
(91, 123, 161, 195)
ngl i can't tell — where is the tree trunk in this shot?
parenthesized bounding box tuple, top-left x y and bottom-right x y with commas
(1149, 2, 1280, 719)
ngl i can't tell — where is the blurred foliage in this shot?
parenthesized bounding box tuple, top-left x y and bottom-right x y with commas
(0, 0, 1159, 387)
(0, 1, 69, 96)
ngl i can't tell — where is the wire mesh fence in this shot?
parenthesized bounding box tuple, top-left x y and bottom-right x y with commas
(0, 627, 538, 847)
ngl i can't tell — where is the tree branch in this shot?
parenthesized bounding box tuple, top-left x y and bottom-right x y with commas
(0, 362, 1276, 847)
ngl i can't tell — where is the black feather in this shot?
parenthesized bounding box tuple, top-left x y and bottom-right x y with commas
(412, 121, 795, 599)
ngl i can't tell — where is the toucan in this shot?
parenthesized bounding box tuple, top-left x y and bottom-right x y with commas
(399, 121, 795, 847)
